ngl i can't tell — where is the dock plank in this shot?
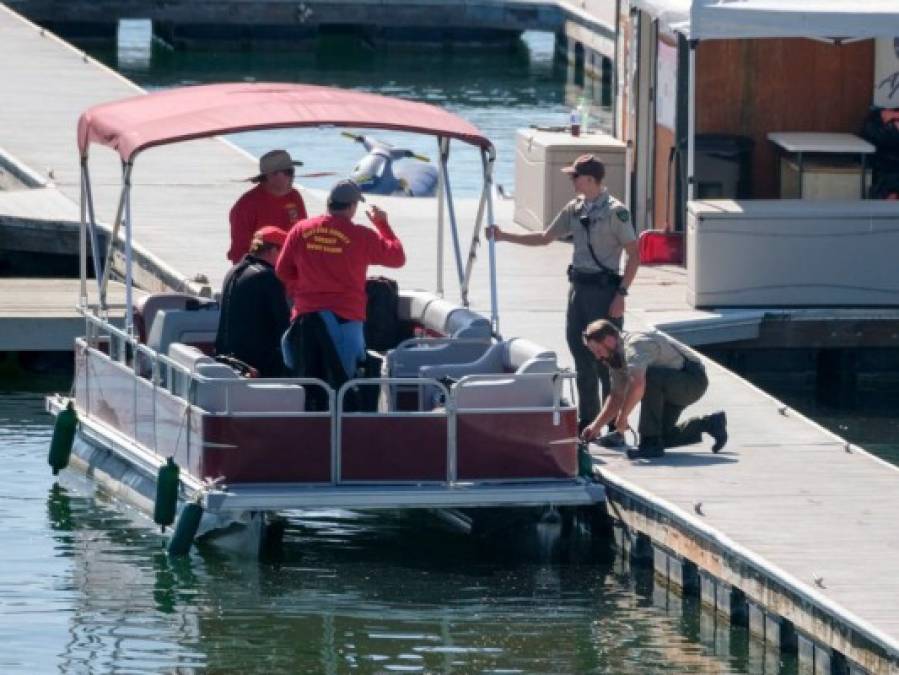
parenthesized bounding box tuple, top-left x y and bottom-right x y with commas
(0, 278, 142, 350)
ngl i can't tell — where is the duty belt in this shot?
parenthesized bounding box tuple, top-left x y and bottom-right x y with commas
(567, 265, 622, 287)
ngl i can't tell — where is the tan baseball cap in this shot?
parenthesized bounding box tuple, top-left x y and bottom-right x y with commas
(249, 150, 303, 182)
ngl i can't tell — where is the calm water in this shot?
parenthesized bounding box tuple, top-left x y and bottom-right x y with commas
(1, 392, 773, 673)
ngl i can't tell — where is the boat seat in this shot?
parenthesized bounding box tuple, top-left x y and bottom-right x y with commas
(134, 292, 217, 344)
(419, 339, 558, 410)
(147, 307, 221, 356)
(194, 379, 306, 415)
(166, 343, 306, 413)
(386, 338, 493, 378)
(419, 338, 555, 381)
(422, 299, 491, 339)
(168, 342, 215, 371)
(453, 367, 559, 410)
(165, 342, 229, 398)
(385, 303, 493, 377)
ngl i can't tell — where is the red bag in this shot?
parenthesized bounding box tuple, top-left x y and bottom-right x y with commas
(638, 230, 683, 264)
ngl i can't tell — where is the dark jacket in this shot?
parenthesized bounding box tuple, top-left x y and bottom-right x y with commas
(215, 255, 289, 377)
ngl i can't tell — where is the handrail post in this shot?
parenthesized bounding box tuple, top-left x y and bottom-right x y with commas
(123, 162, 134, 337)
(461, 155, 489, 308)
(436, 136, 446, 297)
(82, 160, 104, 301)
(438, 138, 465, 290)
(446, 396, 457, 483)
(335, 385, 345, 484)
(98, 164, 132, 314)
(484, 151, 500, 337)
(79, 163, 87, 308)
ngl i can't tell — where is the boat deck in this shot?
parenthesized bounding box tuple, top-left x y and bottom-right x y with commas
(205, 481, 604, 512)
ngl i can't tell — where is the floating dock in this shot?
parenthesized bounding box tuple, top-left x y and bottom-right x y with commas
(0, 4, 897, 672)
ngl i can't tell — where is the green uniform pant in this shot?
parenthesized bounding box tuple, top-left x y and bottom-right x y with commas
(565, 281, 620, 427)
(640, 365, 709, 447)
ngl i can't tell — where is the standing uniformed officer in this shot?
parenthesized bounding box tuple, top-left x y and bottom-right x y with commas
(579, 319, 728, 460)
(487, 154, 640, 432)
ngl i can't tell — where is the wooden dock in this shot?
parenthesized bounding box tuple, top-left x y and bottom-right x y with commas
(1, 4, 897, 672)
(0, 279, 142, 350)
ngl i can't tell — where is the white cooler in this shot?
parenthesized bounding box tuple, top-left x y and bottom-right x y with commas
(687, 199, 899, 308)
(513, 129, 626, 231)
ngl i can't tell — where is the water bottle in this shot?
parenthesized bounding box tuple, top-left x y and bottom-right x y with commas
(570, 108, 581, 137)
(578, 97, 591, 134)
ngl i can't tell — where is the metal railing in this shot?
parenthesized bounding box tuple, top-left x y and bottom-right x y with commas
(336, 377, 453, 482)
(77, 310, 578, 486)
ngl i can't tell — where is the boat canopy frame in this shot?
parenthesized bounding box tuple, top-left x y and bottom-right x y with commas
(76, 82, 501, 335)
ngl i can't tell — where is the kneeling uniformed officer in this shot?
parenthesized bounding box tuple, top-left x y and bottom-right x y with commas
(579, 319, 728, 459)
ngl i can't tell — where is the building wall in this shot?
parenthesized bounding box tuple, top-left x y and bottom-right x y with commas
(696, 38, 875, 198)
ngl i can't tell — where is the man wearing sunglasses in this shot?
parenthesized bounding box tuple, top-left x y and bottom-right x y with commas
(228, 149, 308, 264)
(487, 153, 640, 433)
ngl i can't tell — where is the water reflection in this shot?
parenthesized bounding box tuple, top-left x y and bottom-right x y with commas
(2, 392, 774, 673)
(36, 478, 755, 673)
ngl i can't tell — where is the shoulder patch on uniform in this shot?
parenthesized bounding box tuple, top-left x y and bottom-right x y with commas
(616, 208, 630, 223)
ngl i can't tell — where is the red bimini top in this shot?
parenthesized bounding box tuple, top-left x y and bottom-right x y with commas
(77, 82, 494, 162)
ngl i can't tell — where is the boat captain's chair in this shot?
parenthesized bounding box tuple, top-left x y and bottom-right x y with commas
(418, 338, 559, 410)
(386, 296, 493, 378)
(146, 306, 221, 357)
(134, 292, 217, 344)
(166, 343, 305, 414)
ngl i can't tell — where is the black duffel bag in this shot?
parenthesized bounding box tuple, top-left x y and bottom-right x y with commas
(364, 276, 401, 351)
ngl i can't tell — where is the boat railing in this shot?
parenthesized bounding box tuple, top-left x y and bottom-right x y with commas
(77, 310, 578, 485)
(336, 377, 454, 482)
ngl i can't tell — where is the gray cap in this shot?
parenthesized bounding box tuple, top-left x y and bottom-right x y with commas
(328, 179, 366, 207)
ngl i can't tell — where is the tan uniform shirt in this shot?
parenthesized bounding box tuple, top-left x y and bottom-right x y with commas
(545, 189, 635, 273)
(609, 331, 700, 394)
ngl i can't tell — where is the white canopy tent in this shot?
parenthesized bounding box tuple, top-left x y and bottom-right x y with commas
(629, 0, 899, 201)
(632, 0, 899, 41)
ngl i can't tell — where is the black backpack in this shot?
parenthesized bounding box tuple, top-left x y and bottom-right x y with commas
(364, 277, 400, 351)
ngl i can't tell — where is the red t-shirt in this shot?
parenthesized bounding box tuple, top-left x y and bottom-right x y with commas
(227, 184, 307, 263)
(276, 212, 406, 322)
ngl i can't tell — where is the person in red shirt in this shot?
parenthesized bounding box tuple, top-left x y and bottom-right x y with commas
(227, 149, 308, 264)
(277, 180, 405, 407)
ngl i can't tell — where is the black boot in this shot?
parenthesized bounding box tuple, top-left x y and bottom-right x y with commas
(626, 436, 665, 460)
(704, 412, 728, 453)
